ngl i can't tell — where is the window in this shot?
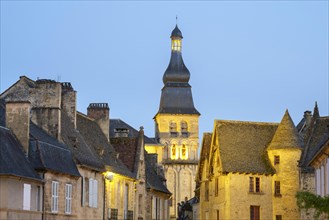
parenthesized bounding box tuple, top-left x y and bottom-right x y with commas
(215, 178, 219, 197)
(81, 176, 85, 206)
(111, 209, 118, 220)
(36, 186, 41, 211)
(23, 183, 31, 210)
(274, 155, 280, 165)
(169, 121, 177, 137)
(216, 210, 219, 220)
(124, 184, 129, 219)
(316, 168, 321, 195)
(171, 144, 177, 159)
(249, 177, 260, 193)
(275, 181, 281, 196)
(181, 121, 188, 137)
(89, 178, 98, 208)
(180, 144, 188, 160)
(51, 181, 59, 213)
(250, 206, 260, 220)
(138, 194, 143, 214)
(205, 181, 209, 201)
(276, 215, 282, 220)
(65, 184, 72, 214)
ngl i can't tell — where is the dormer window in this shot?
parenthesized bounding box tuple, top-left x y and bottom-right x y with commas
(169, 121, 177, 137)
(114, 128, 129, 137)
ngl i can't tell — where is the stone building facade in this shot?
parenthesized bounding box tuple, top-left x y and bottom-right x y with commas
(197, 110, 302, 220)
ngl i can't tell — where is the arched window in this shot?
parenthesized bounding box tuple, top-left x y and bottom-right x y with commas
(170, 121, 177, 137)
(181, 121, 188, 137)
(181, 144, 188, 160)
(171, 144, 177, 159)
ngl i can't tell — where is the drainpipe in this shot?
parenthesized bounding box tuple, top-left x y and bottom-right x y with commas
(103, 177, 106, 220)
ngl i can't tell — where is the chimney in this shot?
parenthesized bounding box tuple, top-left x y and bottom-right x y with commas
(30, 79, 62, 140)
(87, 103, 110, 141)
(303, 111, 312, 127)
(6, 101, 31, 155)
(61, 82, 77, 129)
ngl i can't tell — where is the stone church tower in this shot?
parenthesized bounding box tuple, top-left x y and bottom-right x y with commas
(154, 25, 200, 219)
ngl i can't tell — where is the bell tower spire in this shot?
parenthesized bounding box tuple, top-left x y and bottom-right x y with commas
(154, 24, 200, 219)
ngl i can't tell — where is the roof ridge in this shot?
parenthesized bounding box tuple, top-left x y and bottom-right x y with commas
(215, 119, 279, 125)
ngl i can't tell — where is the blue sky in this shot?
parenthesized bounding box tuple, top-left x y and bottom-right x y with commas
(1, 1, 328, 141)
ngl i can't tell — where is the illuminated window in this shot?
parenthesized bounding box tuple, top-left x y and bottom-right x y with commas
(171, 39, 181, 51)
(249, 177, 260, 193)
(274, 155, 280, 165)
(171, 144, 177, 159)
(180, 144, 188, 160)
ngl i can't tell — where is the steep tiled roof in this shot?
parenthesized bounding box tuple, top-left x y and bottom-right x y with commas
(0, 126, 41, 181)
(76, 112, 134, 178)
(268, 110, 303, 150)
(110, 137, 139, 177)
(196, 132, 212, 181)
(61, 111, 104, 171)
(29, 122, 80, 177)
(300, 116, 329, 169)
(145, 154, 171, 195)
(110, 119, 158, 144)
(215, 120, 278, 174)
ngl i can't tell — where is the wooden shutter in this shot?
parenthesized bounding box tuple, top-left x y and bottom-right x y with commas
(23, 183, 31, 210)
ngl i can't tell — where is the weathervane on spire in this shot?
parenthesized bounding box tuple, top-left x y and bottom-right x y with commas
(176, 15, 178, 25)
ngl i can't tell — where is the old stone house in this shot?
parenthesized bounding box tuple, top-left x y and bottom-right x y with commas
(1, 79, 81, 220)
(197, 110, 302, 220)
(297, 103, 329, 219)
(109, 119, 171, 220)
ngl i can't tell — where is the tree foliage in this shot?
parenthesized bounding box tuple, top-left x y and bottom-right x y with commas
(296, 191, 329, 219)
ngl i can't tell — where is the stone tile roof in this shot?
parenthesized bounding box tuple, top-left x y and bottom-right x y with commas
(61, 111, 105, 172)
(268, 110, 303, 150)
(145, 154, 171, 195)
(0, 126, 41, 181)
(215, 120, 278, 175)
(110, 137, 139, 177)
(300, 116, 329, 169)
(77, 112, 134, 178)
(196, 132, 212, 181)
(110, 119, 158, 144)
(29, 122, 80, 177)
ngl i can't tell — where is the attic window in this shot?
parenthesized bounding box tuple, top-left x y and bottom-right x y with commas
(249, 177, 260, 193)
(170, 121, 177, 137)
(274, 156, 280, 165)
(114, 128, 129, 137)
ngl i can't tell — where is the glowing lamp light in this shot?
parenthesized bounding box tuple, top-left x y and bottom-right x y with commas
(104, 172, 114, 181)
(171, 39, 182, 52)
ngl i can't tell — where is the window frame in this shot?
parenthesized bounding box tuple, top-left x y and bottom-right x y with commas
(274, 155, 280, 165)
(250, 206, 260, 220)
(51, 181, 59, 213)
(274, 181, 281, 197)
(249, 177, 261, 193)
(23, 183, 31, 211)
(65, 183, 72, 214)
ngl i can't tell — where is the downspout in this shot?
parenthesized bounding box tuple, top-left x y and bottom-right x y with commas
(41, 173, 45, 220)
(103, 177, 106, 220)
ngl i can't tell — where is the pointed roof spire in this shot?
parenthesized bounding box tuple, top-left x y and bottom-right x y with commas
(268, 110, 303, 150)
(313, 101, 320, 119)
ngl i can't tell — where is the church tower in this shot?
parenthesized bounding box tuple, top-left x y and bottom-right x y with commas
(154, 24, 200, 219)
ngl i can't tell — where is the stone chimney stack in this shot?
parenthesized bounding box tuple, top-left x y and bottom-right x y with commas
(30, 79, 62, 140)
(87, 103, 110, 142)
(61, 82, 77, 129)
(303, 111, 312, 127)
(6, 101, 31, 155)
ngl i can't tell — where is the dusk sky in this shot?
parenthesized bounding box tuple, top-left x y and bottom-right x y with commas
(1, 1, 328, 142)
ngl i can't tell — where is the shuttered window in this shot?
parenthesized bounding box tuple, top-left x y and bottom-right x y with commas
(316, 168, 321, 195)
(23, 183, 31, 210)
(51, 181, 59, 213)
(88, 178, 98, 208)
(65, 184, 72, 214)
